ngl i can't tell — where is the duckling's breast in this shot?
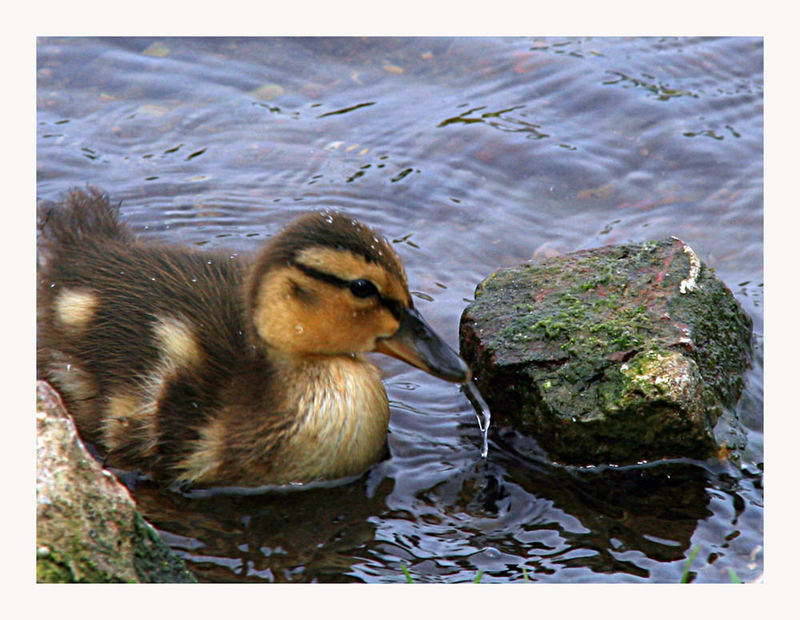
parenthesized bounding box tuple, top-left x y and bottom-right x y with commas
(281, 355, 390, 481)
(174, 354, 390, 487)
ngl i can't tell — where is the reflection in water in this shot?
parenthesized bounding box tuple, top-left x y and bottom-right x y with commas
(133, 470, 394, 583)
(126, 433, 723, 583)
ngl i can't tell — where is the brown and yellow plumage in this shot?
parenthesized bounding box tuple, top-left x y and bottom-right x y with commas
(37, 188, 468, 487)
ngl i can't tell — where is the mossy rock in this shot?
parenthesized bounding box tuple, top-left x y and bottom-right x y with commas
(459, 238, 752, 465)
(36, 381, 196, 583)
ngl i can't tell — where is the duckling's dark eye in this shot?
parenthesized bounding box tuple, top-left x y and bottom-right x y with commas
(349, 278, 378, 298)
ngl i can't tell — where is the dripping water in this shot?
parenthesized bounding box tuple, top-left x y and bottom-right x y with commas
(461, 380, 491, 458)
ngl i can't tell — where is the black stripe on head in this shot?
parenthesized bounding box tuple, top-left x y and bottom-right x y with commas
(290, 260, 349, 289)
(247, 211, 410, 326)
(281, 211, 404, 280)
(291, 259, 406, 321)
(380, 297, 406, 321)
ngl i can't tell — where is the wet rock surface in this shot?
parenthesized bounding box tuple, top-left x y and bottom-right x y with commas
(36, 380, 196, 583)
(459, 238, 753, 465)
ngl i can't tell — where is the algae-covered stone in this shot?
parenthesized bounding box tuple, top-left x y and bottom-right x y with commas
(459, 238, 752, 465)
(36, 381, 196, 583)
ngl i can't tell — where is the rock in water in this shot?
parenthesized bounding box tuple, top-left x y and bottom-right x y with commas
(459, 238, 752, 465)
(36, 380, 196, 583)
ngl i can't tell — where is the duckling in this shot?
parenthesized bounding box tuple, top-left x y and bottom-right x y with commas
(37, 187, 469, 488)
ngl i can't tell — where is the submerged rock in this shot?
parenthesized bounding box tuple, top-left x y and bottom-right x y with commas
(36, 381, 196, 583)
(459, 238, 752, 465)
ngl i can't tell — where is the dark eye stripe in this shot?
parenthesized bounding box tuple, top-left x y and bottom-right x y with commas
(291, 259, 405, 320)
(381, 297, 405, 321)
(291, 260, 350, 288)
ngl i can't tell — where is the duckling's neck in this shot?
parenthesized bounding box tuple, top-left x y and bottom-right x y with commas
(272, 352, 390, 482)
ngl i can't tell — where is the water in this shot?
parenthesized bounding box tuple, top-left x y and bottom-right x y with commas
(37, 37, 763, 583)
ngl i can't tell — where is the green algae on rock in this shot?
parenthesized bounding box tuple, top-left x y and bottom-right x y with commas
(36, 380, 196, 583)
(459, 238, 752, 465)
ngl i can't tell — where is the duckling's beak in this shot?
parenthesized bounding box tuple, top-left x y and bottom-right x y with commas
(375, 307, 471, 383)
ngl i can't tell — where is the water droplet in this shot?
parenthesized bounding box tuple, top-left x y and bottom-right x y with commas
(49, 282, 55, 288)
(324, 214, 334, 224)
(191, 277, 197, 282)
(462, 381, 491, 458)
(484, 547, 501, 559)
(66, 363, 72, 371)
(294, 324, 304, 334)
(119, 271, 125, 275)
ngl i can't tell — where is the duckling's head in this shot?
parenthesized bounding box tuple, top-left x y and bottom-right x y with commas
(246, 211, 469, 383)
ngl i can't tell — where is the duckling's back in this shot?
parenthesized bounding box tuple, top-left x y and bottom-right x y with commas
(37, 188, 261, 480)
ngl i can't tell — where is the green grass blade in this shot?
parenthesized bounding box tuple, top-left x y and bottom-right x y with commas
(680, 546, 701, 583)
(401, 564, 415, 583)
(727, 568, 742, 584)
(473, 570, 484, 583)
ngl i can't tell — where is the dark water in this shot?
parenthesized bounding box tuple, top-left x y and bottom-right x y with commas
(37, 37, 763, 583)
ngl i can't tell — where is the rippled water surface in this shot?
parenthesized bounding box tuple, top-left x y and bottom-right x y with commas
(37, 37, 763, 583)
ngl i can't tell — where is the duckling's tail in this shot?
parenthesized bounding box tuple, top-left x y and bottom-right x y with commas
(38, 187, 134, 261)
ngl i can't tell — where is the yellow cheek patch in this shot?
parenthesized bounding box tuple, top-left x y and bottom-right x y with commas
(152, 315, 203, 368)
(54, 289, 99, 330)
